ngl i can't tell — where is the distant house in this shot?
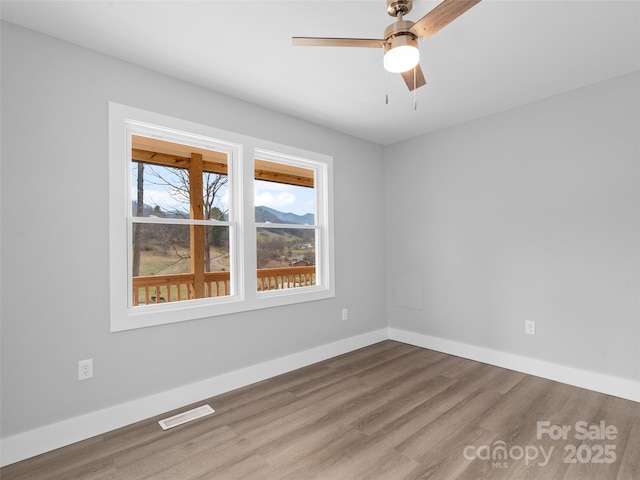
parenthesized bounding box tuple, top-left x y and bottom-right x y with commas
(291, 257, 313, 267)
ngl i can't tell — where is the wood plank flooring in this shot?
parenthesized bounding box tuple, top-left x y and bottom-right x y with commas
(2, 340, 639, 479)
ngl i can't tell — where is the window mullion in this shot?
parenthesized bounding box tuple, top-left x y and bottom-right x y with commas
(241, 149, 258, 302)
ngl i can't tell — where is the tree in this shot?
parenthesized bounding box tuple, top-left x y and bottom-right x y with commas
(143, 163, 228, 272)
(209, 206, 228, 249)
(131, 162, 145, 277)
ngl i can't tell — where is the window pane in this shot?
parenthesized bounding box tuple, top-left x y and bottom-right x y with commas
(254, 159, 315, 224)
(204, 224, 232, 298)
(202, 171, 229, 222)
(131, 223, 231, 305)
(254, 180, 315, 224)
(131, 162, 190, 217)
(205, 224, 230, 272)
(256, 227, 316, 292)
(131, 134, 229, 220)
(130, 165, 229, 219)
(133, 223, 192, 276)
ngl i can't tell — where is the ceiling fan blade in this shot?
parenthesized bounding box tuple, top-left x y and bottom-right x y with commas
(401, 64, 426, 91)
(410, 0, 481, 39)
(292, 37, 385, 48)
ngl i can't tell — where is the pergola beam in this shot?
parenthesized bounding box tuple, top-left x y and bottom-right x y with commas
(132, 148, 314, 188)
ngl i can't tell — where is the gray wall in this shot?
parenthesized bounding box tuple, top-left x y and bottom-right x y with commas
(385, 71, 640, 381)
(0, 23, 387, 437)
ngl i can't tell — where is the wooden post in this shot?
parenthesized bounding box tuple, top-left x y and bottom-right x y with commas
(190, 153, 205, 299)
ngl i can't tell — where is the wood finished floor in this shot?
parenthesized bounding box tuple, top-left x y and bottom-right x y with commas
(2, 340, 639, 479)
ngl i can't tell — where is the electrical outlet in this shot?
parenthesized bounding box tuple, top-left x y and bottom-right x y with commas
(525, 321, 536, 336)
(341, 308, 348, 321)
(78, 359, 93, 380)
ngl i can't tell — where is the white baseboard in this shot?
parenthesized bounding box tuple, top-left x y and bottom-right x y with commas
(3, 327, 638, 467)
(0, 329, 388, 467)
(388, 327, 640, 404)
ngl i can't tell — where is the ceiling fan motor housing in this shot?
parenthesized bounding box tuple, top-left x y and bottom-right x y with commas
(384, 20, 417, 41)
(384, 33, 418, 56)
(383, 19, 418, 45)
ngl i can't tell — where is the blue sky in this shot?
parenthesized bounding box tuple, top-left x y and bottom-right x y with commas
(254, 180, 314, 216)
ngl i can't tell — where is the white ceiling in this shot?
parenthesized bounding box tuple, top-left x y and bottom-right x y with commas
(2, 0, 639, 145)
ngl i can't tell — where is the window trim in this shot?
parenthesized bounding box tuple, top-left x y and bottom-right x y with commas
(109, 102, 335, 332)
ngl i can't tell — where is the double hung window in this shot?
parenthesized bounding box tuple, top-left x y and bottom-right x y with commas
(109, 103, 334, 331)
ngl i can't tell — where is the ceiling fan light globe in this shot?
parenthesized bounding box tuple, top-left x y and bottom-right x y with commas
(384, 44, 419, 73)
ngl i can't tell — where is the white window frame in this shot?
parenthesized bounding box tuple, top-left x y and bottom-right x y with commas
(254, 149, 328, 298)
(109, 103, 335, 332)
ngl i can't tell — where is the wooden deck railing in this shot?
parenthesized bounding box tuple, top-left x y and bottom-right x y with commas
(256, 266, 316, 292)
(132, 266, 316, 306)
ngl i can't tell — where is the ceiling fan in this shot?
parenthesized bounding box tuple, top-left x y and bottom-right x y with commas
(292, 0, 481, 91)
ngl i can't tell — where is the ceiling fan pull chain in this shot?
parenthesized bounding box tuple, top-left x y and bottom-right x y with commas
(385, 68, 389, 105)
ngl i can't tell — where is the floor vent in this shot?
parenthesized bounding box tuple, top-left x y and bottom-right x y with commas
(158, 404, 215, 430)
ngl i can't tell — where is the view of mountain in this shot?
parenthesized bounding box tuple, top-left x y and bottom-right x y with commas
(133, 201, 313, 225)
(255, 206, 314, 225)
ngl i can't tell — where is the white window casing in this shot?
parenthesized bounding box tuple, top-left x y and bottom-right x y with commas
(109, 102, 335, 332)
